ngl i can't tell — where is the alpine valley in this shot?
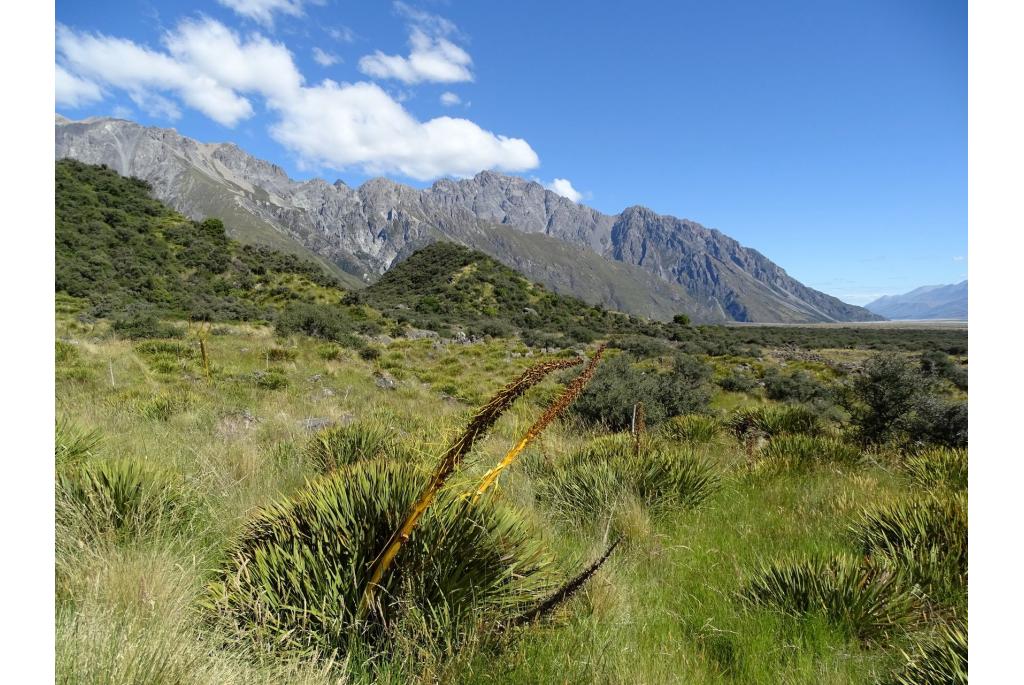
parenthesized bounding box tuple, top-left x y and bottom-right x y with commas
(55, 115, 882, 324)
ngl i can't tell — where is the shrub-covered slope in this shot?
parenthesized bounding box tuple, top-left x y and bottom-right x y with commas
(56, 159, 348, 321)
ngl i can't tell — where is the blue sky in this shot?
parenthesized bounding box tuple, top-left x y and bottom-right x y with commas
(55, 0, 967, 304)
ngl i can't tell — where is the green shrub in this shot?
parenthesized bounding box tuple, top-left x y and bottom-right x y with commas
(573, 352, 711, 430)
(906, 397, 967, 449)
(359, 346, 382, 362)
(306, 422, 397, 472)
(904, 448, 967, 491)
(661, 414, 721, 444)
(740, 555, 923, 642)
(852, 493, 967, 603)
(761, 368, 830, 404)
(919, 350, 968, 391)
(881, 620, 967, 685)
(728, 404, 824, 439)
(112, 314, 183, 340)
(717, 370, 758, 393)
(206, 460, 553, 658)
(275, 303, 356, 342)
(57, 459, 184, 541)
(850, 354, 928, 444)
(757, 435, 863, 473)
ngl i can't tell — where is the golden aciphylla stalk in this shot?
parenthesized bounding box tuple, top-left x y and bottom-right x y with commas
(358, 356, 583, 618)
(473, 344, 607, 502)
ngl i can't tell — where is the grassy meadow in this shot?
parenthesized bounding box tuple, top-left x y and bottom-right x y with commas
(55, 304, 966, 684)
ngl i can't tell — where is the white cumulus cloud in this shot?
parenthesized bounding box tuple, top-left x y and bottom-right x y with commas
(271, 80, 537, 180)
(439, 91, 461, 106)
(54, 19, 539, 181)
(312, 47, 339, 67)
(216, 0, 307, 27)
(359, 28, 472, 84)
(544, 178, 583, 203)
(55, 64, 102, 107)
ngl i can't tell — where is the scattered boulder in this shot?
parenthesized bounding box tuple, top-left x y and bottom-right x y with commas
(405, 328, 439, 340)
(374, 370, 398, 390)
(299, 417, 334, 431)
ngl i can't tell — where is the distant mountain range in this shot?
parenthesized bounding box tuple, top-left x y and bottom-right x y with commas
(55, 114, 881, 324)
(865, 281, 967, 320)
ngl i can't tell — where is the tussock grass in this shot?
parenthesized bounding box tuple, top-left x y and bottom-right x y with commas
(904, 447, 967, 491)
(729, 404, 824, 438)
(756, 434, 864, 473)
(740, 555, 924, 642)
(305, 421, 397, 473)
(56, 417, 103, 468)
(57, 459, 187, 543)
(660, 413, 721, 444)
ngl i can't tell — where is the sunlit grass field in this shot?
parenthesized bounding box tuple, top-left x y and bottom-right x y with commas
(55, 311, 965, 684)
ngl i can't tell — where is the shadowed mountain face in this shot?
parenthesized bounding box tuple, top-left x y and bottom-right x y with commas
(865, 281, 967, 320)
(55, 115, 881, 324)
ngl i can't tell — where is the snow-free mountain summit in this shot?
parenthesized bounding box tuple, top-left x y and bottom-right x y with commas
(55, 115, 881, 324)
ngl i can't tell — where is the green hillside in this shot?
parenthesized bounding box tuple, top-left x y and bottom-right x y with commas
(56, 159, 349, 322)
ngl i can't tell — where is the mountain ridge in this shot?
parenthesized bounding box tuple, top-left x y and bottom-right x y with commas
(55, 115, 881, 324)
(865, 281, 967, 320)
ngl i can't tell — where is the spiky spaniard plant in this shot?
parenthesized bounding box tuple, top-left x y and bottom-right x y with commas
(852, 492, 967, 604)
(756, 434, 864, 473)
(740, 555, 924, 643)
(728, 404, 824, 439)
(660, 414, 721, 445)
(306, 421, 397, 473)
(880, 620, 967, 685)
(206, 459, 554, 658)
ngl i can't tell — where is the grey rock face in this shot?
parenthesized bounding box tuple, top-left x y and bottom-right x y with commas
(55, 116, 881, 323)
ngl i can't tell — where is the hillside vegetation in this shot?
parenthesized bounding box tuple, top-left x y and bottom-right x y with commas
(55, 161, 967, 684)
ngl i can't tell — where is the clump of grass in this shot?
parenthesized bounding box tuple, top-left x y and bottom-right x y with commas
(306, 422, 397, 472)
(740, 555, 923, 643)
(881, 620, 967, 685)
(359, 346, 382, 361)
(57, 459, 185, 542)
(852, 493, 967, 603)
(56, 339, 80, 364)
(266, 347, 298, 362)
(138, 390, 195, 421)
(206, 459, 554, 659)
(316, 344, 343, 361)
(660, 414, 721, 444)
(728, 404, 824, 439)
(56, 417, 103, 468)
(250, 369, 288, 390)
(904, 447, 967, 491)
(756, 434, 864, 473)
(538, 434, 719, 522)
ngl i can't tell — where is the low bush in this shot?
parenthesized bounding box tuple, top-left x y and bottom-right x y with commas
(761, 368, 830, 404)
(740, 555, 923, 642)
(359, 346, 382, 362)
(112, 314, 183, 340)
(572, 352, 711, 430)
(266, 347, 298, 362)
(206, 459, 554, 658)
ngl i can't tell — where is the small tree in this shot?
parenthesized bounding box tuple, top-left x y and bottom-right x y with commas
(850, 354, 927, 444)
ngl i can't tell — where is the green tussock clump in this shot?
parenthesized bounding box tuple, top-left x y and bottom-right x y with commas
(305, 422, 398, 472)
(904, 447, 967, 491)
(661, 414, 721, 444)
(740, 555, 923, 643)
(206, 459, 554, 659)
(853, 493, 967, 603)
(57, 459, 185, 542)
(266, 347, 298, 363)
(756, 434, 864, 473)
(55, 417, 103, 468)
(881, 620, 968, 685)
(728, 404, 824, 439)
(537, 434, 719, 523)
